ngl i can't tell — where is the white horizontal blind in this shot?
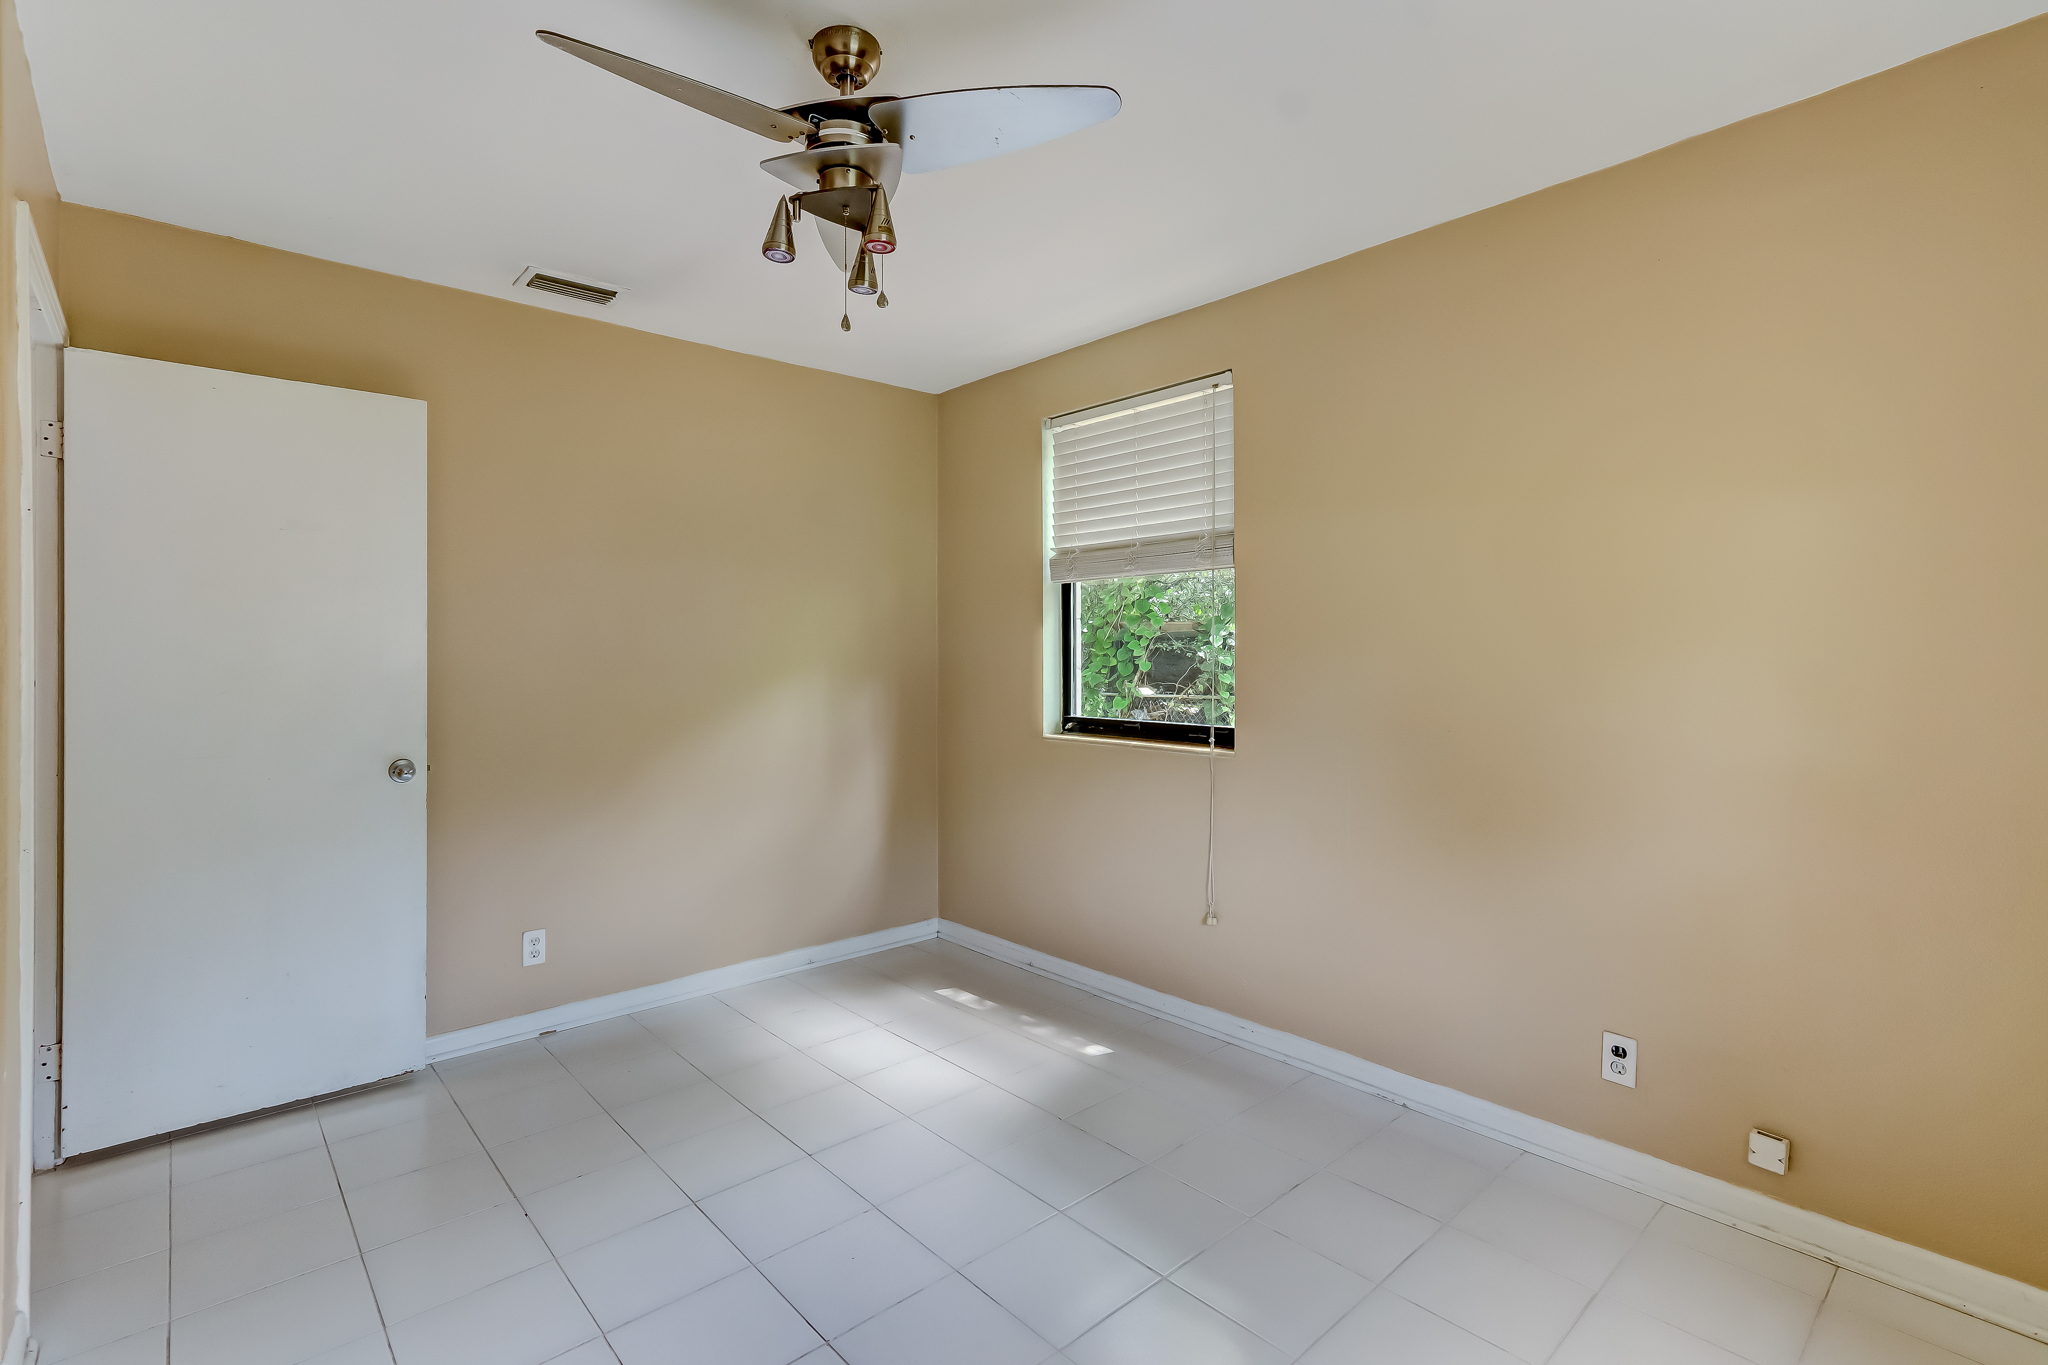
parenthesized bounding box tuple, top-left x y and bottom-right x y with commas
(1047, 373, 1233, 583)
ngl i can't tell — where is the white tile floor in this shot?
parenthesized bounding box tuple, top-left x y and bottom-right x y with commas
(28, 939, 2048, 1365)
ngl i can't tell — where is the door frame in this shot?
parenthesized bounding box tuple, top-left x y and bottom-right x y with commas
(12, 198, 66, 1215)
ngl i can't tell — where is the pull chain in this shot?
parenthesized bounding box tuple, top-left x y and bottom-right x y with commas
(877, 251, 889, 309)
(840, 221, 853, 331)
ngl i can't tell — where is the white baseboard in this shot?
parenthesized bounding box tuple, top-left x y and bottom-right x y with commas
(935, 920, 2048, 1346)
(415, 913, 2045, 1343)
(425, 918, 939, 1062)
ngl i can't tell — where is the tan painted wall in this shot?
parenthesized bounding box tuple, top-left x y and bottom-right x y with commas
(0, 0, 56, 1333)
(937, 18, 2048, 1288)
(57, 205, 941, 1037)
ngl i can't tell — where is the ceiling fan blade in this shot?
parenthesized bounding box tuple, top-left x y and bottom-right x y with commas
(869, 86, 1120, 173)
(536, 31, 811, 143)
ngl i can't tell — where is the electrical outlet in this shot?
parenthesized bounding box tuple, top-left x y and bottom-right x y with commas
(522, 929, 546, 966)
(1601, 1032, 1637, 1087)
(1748, 1128, 1791, 1174)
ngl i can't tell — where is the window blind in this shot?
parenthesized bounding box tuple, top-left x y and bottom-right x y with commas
(1046, 373, 1233, 584)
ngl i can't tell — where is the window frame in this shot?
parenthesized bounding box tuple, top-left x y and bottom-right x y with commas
(1057, 580, 1235, 750)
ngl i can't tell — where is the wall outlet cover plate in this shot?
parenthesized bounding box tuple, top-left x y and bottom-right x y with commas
(1749, 1128, 1791, 1174)
(1601, 1031, 1637, 1087)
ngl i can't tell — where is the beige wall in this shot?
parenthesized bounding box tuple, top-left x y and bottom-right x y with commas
(937, 17, 2048, 1289)
(0, 0, 56, 1335)
(57, 205, 941, 1036)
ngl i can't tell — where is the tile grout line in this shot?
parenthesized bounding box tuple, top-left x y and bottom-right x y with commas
(23, 1184, 170, 1296)
(1230, 1106, 1428, 1363)
(313, 1109, 397, 1364)
(160, 1139, 176, 1365)
(674, 960, 1084, 1355)
(902, 956, 1504, 1361)
(325, 1064, 618, 1355)
(492, 1007, 856, 1359)
(840, 955, 1236, 1356)
(432, 1047, 621, 1361)
(1529, 1213, 1656, 1365)
(899, 946, 1520, 1356)
(656, 977, 968, 1354)
(1003, 965, 1363, 1354)
(1789, 1263, 1841, 1363)
(41, 1126, 372, 1363)
(637, 974, 1037, 1353)
(155, 1143, 172, 1365)
(176, 1123, 395, 1352)
(328, 1062, 635, 1359)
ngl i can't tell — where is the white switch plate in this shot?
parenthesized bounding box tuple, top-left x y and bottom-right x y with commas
(522, 929, 546, 966)
(1748, 1128, 1791, 1175)
(1601, 1032, 1637, 1087)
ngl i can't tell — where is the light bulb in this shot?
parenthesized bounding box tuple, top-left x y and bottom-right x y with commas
(760, 197, 797, 263)
(862, 186, 896, 255)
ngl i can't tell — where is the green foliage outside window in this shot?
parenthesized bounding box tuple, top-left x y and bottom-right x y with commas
(1074, 569, 1235, 727)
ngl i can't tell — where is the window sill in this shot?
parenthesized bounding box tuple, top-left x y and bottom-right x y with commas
(1043, 731, 1234, 754)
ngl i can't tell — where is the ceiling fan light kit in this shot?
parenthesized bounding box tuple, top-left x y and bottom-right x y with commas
(862, 187, 896, 255)
(536, 24, 1119, 329)
(848, 251, 881, 296)
(760, 195, 798, 263)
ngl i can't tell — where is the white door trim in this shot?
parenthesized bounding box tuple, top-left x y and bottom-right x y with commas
(10, 198, 65, 1357)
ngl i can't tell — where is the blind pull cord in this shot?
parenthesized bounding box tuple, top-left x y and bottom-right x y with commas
(1202, 380, 1221, 927)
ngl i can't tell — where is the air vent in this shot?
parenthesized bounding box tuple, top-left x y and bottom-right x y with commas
(514, 266, 620, 306)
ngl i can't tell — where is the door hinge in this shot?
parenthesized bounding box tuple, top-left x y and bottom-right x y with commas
(37, 419, 60, 459)
(35, 1041, 58, 1081)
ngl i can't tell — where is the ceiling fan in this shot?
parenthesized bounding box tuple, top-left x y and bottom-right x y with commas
(536, 25, 1120, 328)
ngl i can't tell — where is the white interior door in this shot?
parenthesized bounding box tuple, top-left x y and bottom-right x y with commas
(61, 349, 427, 1157)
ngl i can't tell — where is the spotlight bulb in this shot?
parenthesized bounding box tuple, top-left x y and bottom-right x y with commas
(761, 196, 797, 263)
(862, 186, 896, 255)
(848, 251, 880, 296)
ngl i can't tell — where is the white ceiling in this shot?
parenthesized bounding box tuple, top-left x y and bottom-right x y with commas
(19, 0, 2043, 392)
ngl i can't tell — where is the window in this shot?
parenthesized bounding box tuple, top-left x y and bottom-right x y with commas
(1047, 374, 1234, 747)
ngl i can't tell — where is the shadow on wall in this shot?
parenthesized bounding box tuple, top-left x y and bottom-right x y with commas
(427, 590, 925, 1032)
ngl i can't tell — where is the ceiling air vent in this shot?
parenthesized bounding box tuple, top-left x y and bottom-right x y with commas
(514, 266, 620, 306)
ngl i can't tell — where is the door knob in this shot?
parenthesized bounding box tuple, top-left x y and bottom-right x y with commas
(388, 758, 418, 783)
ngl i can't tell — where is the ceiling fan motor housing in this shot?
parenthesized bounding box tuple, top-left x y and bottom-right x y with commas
(811, 118, 877, 148)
